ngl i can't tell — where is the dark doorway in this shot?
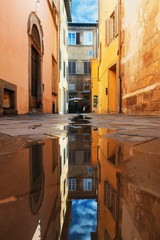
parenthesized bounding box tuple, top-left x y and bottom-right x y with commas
(31, 46, 40, 108)
(29, 23, 42, 111)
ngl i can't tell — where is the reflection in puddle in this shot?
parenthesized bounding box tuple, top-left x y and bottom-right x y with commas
(69, 199, 97, 240)
(0, 124, 160, 240)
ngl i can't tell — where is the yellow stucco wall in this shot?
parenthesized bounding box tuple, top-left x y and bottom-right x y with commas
(0, 0, 59, 114)
(98, 0, 119, 114)
(91, 59, 99, 113)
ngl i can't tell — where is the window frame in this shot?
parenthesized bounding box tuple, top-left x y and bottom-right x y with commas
(68, 178, 76, 191)
(68, 32, 76, 45)
(84, 31, 93, 45)
(83, 178, 92, 191)
(83, 61, 90, 74)
(68, 61, 77, 74)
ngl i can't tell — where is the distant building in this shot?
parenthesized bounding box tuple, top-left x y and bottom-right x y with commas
(58, 0, 72, 114)
(68, 23, 98, 113)
(68, 125, 97, 199)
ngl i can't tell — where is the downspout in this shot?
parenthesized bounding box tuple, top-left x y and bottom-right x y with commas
(118, 0, 122, 113)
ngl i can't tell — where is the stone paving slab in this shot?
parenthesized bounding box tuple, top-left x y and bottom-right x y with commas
(0, 113, 160, 139)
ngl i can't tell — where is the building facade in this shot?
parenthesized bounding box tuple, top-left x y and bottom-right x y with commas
(0, 0, 59, 114)
(95, 0, 160, 115)
(58, 0, 72, 114)
(96, 0, 120, 114)
(121, 0, 160, 115)
(68, 23, 98, 113)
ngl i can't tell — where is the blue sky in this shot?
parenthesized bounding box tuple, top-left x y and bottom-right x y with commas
(72, 0, 98, 23)
(69, 199, 97, 240)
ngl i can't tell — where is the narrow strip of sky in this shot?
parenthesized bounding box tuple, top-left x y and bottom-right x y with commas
(72, 0, 98, 23)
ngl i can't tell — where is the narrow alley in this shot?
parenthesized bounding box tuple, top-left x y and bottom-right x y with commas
(0, 0, 160, 239)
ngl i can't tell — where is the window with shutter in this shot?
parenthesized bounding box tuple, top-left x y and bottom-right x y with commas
(68, 179, 76, 191)
(69, 61, 76, 74)
(104, 181, 117, 220)
(83, 178, 92, 191)
(84, 31, 93, 45)
(84, 61, 90, 74)
(115, 5, 119, 36)
(68, 32, 76, 45)
(105, 5, 119, 46)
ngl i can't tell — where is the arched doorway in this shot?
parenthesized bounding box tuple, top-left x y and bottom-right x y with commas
(28, 13, 44, 112)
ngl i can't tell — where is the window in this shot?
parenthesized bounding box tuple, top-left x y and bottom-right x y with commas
(69, 61, 76, 74)
(63, 28, 66, 44)
(88, 50, 93, 57)
(84, 61, 90, 74)
(69, 83, 76, 91)
(104, 230, 111, 240)
(69, 151, 76, 164)
(68, 179, 76, 191)
(59, 50, 62, 70)
(83, 178, 92, 190)
(63, 180, 66, 196)
(104, 181, 117, 219)
(68, 32, 76, 44)
(68, 32, 80, 45)
(84, 151, 91, 163)
(63, 149, 66, 165)
(88, 166, 93, 174)
(63, 61, 65, 77)
(52, 56, 58, 94)
(83, 82, 90, 91)
(84, 31, 93, 45)
(105, 5, 119, 45)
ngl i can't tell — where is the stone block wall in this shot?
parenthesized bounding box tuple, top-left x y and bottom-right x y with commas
(121, 0, 160, 115)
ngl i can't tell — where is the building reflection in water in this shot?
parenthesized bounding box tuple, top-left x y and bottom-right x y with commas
(0, 125, 160, 240)
(61, 125, 98, 240)
(0, 137, 63, 240)
(91, 128, 160, 240)
(94, 128, 122, 240)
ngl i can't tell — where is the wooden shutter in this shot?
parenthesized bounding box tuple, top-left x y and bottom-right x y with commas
(106, 19, 110, 45)
(115, 5, 119, 36)
(76, 32, 80, 44)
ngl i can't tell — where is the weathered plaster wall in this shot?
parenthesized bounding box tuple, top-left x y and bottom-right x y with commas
(0, 0, 59, 114)
(121, 0, 160, 115)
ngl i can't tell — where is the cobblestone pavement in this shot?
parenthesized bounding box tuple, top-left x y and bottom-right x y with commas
(0, 112, 160, 154)
(0, 113, 160, 138)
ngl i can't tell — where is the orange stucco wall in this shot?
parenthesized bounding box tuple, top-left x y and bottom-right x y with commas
(0, 0, 59, 114)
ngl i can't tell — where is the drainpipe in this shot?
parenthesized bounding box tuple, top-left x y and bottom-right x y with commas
(118, 0, 122, 113)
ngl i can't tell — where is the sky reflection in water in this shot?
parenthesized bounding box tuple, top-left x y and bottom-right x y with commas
(69, 199, 97, 240)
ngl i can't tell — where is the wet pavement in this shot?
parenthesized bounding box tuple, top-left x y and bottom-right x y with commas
(0, 113, 160, 240)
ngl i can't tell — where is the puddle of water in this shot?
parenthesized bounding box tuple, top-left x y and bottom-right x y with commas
(69, 199, 97, 240)
(0, 124, 160, 240)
